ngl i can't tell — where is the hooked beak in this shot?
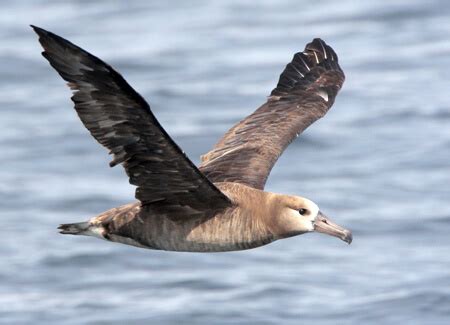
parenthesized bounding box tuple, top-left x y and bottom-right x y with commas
(314, 211, 352, 244)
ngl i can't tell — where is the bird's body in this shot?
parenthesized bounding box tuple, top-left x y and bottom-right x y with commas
(72, 182, 322, 252)
(85, 183, 276, 252)
(32, 26, 352, 252)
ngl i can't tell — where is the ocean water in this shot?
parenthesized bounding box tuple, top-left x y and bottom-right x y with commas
(1, 0, 450, 324)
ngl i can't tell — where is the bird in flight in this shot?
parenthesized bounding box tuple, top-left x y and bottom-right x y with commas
(32, 26, 352, 252)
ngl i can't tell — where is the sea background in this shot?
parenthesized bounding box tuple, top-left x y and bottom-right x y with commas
(1, 0, 450, 324)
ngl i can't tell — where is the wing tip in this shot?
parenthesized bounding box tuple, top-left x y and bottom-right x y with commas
(30, 25, 51, 41)
(30, 24, 42, 33)
(31, 25, 86, 59)
(271, 38, 343, 97)
(305, 38, 339, 63)
(31, 24, 61, 57)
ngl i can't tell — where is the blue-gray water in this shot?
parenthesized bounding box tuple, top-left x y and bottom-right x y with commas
(1, 1, 450, 324)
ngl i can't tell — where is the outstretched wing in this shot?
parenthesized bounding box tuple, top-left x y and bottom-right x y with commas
(32, 26, 231, 214)
(199, 39, 345, 190)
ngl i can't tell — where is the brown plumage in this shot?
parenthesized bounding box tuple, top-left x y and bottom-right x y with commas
(32, 26, 352, 252)
(200, 41, 344, 189)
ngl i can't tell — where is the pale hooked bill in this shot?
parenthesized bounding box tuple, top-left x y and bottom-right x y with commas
(32, 25, 351, 253)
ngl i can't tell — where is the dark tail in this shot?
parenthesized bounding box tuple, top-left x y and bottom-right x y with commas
(58, 221, 90, 235)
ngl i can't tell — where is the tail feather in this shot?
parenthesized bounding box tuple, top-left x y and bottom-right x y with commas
(58, 221, 90, 235)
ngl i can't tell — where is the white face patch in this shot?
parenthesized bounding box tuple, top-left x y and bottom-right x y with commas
(317, 89, 329, 102)
(285, 209, 315, 232)
(284, 198, 320, 233)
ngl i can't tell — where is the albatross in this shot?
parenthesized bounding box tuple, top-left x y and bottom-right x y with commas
(32, 26, 352, 252)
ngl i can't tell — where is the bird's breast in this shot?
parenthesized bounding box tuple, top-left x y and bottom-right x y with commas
(181, 209, 275, 252)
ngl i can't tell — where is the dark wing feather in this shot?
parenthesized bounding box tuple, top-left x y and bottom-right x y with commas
(32, 25, 231, 214)
(199, 39, 345, 190)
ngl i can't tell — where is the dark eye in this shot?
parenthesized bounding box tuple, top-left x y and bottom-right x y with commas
(299, 208, 308, 216)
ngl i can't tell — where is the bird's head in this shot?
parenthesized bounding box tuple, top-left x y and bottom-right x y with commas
(269, 194, 352, 244)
